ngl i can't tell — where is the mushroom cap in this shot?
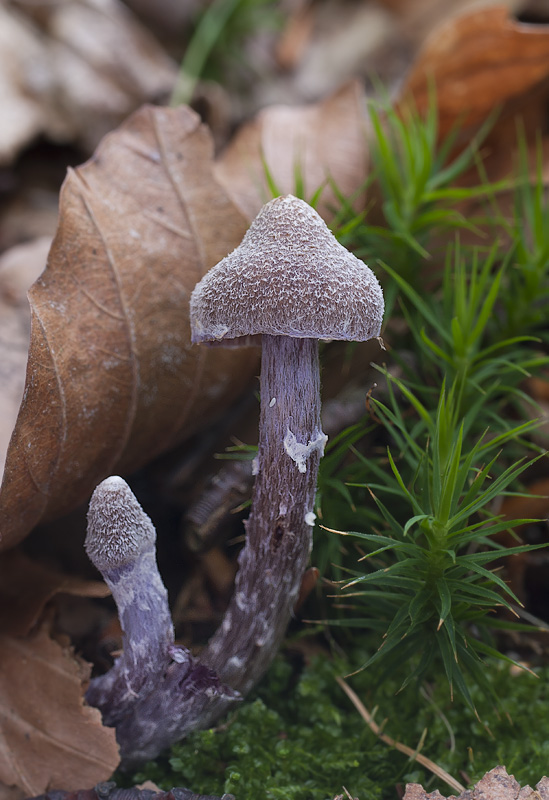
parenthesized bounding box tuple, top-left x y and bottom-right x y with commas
(85, 476, 156, 572)
(190, 195, 384, 344)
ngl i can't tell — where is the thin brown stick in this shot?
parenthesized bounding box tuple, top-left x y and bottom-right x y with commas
(336, 676, 465, 795)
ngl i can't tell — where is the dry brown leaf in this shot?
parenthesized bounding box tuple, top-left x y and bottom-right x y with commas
(275, 2, 315, 71)
(403, 786, 446, 800)
(0, 104, 258, 551)
(0, 0, 175, 163)
(0, 238, 52, 480)
(0, 5, 47, 162)
(0, 783, 26, 800)
(399, 5, 549, 139)
(0, 550, 109, 638)
(214, 81, 369, 221)
(0, 625, 119, 797)
(378, 0, 523, 39)
(404, 766, 549, 800)
(287, 4, 395, 99)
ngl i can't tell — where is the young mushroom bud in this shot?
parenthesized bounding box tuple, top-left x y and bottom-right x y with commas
(85, 476, 175, 725)
(191, 194, 384, 695)
(85, 476, 240, 767)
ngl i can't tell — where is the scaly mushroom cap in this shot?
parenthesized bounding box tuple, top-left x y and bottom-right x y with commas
(85, 476, 156, 572)
(190, 195, 384, 344)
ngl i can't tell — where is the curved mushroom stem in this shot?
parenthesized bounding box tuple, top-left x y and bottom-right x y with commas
(85, 477, 176, 726)
(85, 552, 176, 727)
(202, 335, 326, 693)
(85, 337, 327, 765)
(84, 477, 240, 767)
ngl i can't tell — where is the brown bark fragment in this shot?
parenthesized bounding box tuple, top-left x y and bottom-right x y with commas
(404, 767, 549, 800)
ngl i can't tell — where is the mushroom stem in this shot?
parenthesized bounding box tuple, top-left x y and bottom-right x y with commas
(85, 553, 176, 727)
(84, 477, 241, 767)
(85, 476, 175, 726)
(202, 335, 326, 693)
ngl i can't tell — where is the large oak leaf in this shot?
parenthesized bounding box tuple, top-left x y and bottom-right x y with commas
(0, 104, 257, 551)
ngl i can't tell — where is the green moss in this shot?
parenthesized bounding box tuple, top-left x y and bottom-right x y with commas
(130, 651, 549, 798)
(132, 656, 385, 799)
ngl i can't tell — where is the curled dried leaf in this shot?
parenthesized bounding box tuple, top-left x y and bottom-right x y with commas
(0, 0, 176, 163)
(399, 5, 549, 139)
(0, 550, 109, 638)
(0, 104, 259, 551)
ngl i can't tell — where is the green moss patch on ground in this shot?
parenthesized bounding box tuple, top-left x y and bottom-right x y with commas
(130, 649, 549, 799)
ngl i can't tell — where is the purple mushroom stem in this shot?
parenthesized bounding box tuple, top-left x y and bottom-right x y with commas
(85, 476, 176, 725)
(200, 334, 325, 692)
(84, 195, 384, 768)
(85, 476, 240, 767)
(190, 194, 384, 695)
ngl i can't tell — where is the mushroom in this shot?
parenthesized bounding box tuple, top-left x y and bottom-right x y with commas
(84, 196, 384, 767)
(85, 476, 175, 725)
(85, 476, 240, 767)
(191, 194, 384, 694)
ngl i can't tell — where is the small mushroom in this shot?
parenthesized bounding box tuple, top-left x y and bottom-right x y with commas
(85, 476, 176, 725)
(85, 476, 240, 767)
(191, 194, 384, 693)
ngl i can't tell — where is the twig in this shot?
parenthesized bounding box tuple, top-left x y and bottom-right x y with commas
(335, 676, 465, 795)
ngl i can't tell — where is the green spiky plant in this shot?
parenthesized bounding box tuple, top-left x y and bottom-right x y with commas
(498, 134, 549, 341)
(211, 95, 549, 711)
(332, 94, 508, 317)
(171, 0, 280, 106)
(316, 98, 549, 711)
(327, 379, 543, 707)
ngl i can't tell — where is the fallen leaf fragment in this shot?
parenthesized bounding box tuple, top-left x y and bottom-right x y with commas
(404, 765, 549, 800)
(399, 5, 549, 139)
(0, 5, 48, 163)
(0, 238, 52, 480)
(0, 550, 109, 638)
(466, 765, 520, 800)
(287, 3, 395, 99)
(403, 786, 446, 800)
(0, 625, 119, 798)
(499, 474, 549, 530)
(0, 0, 176, 163)
(0, 104, 259, 552)
(214, 81, 369, 221)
